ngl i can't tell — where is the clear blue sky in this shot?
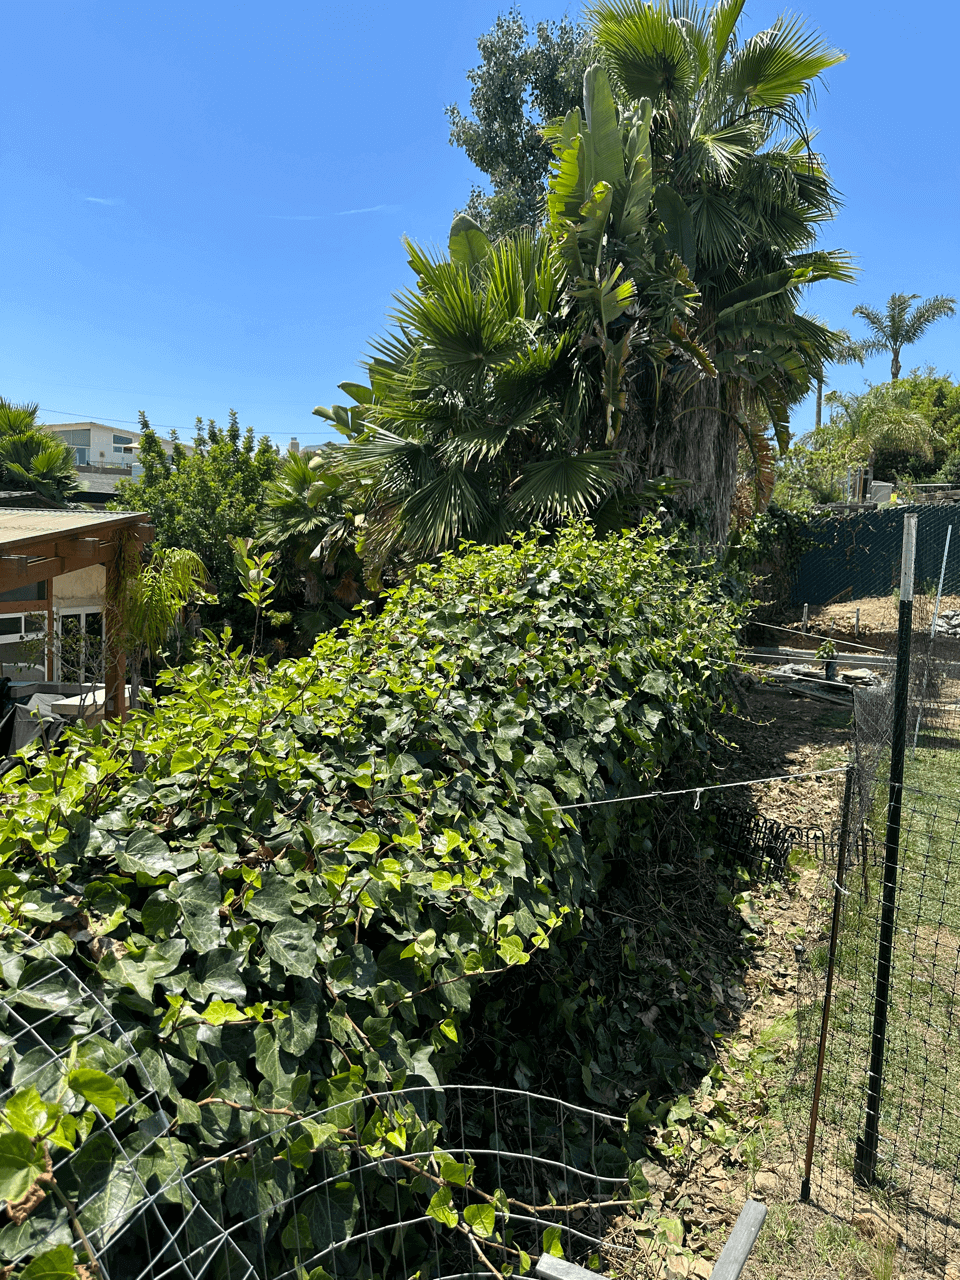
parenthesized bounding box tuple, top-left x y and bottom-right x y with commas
(4, 1, 959, 451)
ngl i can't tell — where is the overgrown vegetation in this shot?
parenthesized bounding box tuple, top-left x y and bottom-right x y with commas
(112, 411, 279, 629)
(0, 523, 749, 1276)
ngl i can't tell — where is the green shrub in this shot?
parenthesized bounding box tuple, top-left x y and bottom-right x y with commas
(0, 521, 742, 1276)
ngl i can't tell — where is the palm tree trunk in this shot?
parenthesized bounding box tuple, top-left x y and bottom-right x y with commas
(891, 350, 901, 381)
(815, 375, 823, 429)
(620, 370, 736, 544)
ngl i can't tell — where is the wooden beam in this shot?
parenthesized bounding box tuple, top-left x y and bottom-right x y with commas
(104, 550, 126, 724)
(1, 555, 27, 576)
(45, 579, 54, 681)
(55, 537, 101, 559)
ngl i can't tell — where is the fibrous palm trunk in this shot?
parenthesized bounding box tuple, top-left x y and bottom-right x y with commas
(620, 367, 737, 545)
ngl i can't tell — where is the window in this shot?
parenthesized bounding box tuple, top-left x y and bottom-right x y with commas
(0, 613, 47, 681)
(55, 610, 104, 683)
(112, 435, 133, 446)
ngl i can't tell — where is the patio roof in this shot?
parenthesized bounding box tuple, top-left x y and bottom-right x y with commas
(0, 507, 153, 593)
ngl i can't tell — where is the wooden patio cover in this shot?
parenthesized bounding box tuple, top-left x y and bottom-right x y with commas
(0, 507, 154, 720)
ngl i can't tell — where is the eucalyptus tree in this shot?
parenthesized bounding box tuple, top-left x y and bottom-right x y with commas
(446, 9, 591, 236)
(852, 292, 957, 381)
(574, 0, 854, 538)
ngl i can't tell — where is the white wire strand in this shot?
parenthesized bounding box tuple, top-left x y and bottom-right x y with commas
(549, 764, 850, 813)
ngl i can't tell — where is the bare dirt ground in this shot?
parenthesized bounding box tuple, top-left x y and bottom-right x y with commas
(752, 594, 960, 656)
(599, 682, 916, 1280)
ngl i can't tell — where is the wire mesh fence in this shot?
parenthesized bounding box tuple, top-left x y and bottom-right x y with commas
(0, 924, 646, 1280)
(790, 510, 960, 1279)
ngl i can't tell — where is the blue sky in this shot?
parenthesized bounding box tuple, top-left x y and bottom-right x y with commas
(4, 1, 959, 451)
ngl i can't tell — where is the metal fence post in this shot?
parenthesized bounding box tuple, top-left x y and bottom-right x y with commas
(855, 512, 917, 1185)
(534, 1200, 768, 1280)
(800, 764, 855, 1202)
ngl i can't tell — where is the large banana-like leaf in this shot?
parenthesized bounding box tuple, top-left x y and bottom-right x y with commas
(654, 186, 696, 271)
(617, 101, 654, 242)
(715, 269, 797, 319)
(572, 266, 636, 334)
(547, 133, 589, 230)
(339, 382, 375, 406)
(583, 64, 624, 190)
(449, 215, 493, 273)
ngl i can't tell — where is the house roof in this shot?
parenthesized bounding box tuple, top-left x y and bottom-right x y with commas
(0, 507, 153, 592)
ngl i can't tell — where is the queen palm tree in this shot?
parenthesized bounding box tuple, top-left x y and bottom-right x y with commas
(852, 293, 956, 381)
(583, 0, 855, 538)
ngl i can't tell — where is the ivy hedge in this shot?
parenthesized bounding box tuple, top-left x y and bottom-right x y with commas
(0, 522, 743, 1278)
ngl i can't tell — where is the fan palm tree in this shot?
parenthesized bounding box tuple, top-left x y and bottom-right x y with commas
(852, 292, 956, 381)
(258, 448, 367, 632)
(582, 0, 855, 538)
(0, 399, 79, 505)
(316, 222, 641, 581)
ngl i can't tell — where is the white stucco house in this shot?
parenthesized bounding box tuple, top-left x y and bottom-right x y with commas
(45, 421, 190, 475)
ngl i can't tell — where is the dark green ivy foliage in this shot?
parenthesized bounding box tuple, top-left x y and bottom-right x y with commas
(0, 523, 742, 1276)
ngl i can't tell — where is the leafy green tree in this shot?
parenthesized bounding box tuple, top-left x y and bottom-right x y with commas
(853, 292, 956, 381)
(0, 399, 79, 505)
(446, 8, 590, 235)
(902, 367, 960, 451)
(112, 411, 279, 622)
(773, 420, 869, 509)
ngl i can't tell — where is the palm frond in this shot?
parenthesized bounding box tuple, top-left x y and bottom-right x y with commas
(589, 0, 699, 103)
(721, 15, 844, 108)
(508, 451, 618, 519)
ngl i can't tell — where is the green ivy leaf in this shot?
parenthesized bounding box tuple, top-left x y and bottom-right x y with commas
(68, 1068, 126, 1121)
(264, 917, 317, 978)
(346, 831, 380, 853)
(0, 1131, 47, 1202)
(18, 1245, 78, 1280)
(426, 1188, 458, 1229)
(4, 1086, 55, 1141)
(115, 829, 177, 877)
(463, 1202, 495, 1238)
(542, 1225, 564, 1257)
